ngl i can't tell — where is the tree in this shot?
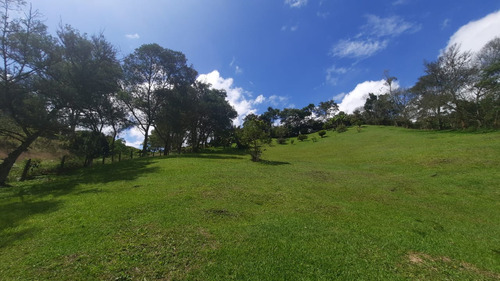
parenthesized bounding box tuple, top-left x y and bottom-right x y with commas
(474, 37, 500, 128)
(239, 119, 270, 162)
(413, 45, 477, 129)
(54, 25, 126, 165)
(315, 100, 339, 122)
(0, 0, 62, 185)
(121, 43, 197, 156)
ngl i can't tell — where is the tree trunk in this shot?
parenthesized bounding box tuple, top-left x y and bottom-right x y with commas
(142, 124, 150, 157)
(0, 133, 39, 186)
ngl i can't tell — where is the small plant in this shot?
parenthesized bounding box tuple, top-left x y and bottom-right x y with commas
(356, 126, 362, 133)
(297, 134, 308, 141)
(311, 136, 318, 142)
(318, 130, 326, 138)
(291, 139, 295, 145)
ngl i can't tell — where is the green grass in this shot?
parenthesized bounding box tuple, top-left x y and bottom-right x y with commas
(1, 126, 499, 280)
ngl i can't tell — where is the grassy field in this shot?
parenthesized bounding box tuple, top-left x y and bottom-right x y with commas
(1, 126, 499, 280)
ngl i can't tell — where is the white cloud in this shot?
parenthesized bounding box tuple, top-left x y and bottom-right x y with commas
(446, 10, 500, 54)
(392, 0, 409, 5)
(125, 33, 140, 39)
(331, 39, 389, 58)
(197, 70, 263, 126)
(119, 126, 144, 149)
(441, 18, 451, 30)
(317, 11, 330, 19)
(326, 65, 349, 85)
(254, 95, 265, 104)
(331, 14, 419, 59)
(281, 24, 299, 32)
(337, 79, 397, 113)
(285, 0, 308, 8)
(268, 95, 288, 106)
(363, 15, 420, 38)
(230, 57, 243, 74)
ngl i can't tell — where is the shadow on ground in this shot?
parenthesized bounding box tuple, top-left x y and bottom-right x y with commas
(0, 157, 160, 248)
(259, 160, 291, 166)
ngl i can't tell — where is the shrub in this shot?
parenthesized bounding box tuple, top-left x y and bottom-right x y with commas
(277, 138, 287, 144)
(318, 130, 327, 138)
(336, 124, 347, 133)
(297, 134, 308, 141)
(311, 136, 318, 142)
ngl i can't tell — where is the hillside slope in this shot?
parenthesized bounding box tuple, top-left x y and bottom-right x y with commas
(1, 126, 499, 280)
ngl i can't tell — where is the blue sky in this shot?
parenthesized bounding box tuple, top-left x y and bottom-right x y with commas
(33, 0, 500, 147)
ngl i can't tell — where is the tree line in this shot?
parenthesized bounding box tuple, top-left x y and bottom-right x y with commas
(0, 1, 236, 185)
(358, 42, 499, 129)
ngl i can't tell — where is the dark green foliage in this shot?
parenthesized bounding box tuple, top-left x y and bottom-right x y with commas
(336, 124, 347, 133)
(239, 119, 270, 162)
(297, 134, 308, 141)
(318, 130, 326, 138)
(121, 44, 198, 156)
(69, 131, 110, 166)
(277, 138, 287, 144)
(0, 1, 62, 185)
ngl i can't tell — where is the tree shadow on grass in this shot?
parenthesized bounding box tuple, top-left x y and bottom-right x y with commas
(0, 158, 160, 248)
(259, 160, 291, 166)
(167, 153, 244, 160)
(18, 157, 161, 198)
(0, 199, 61, 248)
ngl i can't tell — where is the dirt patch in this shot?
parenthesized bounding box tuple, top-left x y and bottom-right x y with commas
(405, 252, 500, 279)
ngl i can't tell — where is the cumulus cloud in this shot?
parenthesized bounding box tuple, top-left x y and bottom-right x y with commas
(446, 10, 500, 54)
(125, 33, 140, 39)
(337, 79, 397, 114)
(331, 15, 419, 59)
(285, 0, 308, 8)
(197, 70, 263, 126)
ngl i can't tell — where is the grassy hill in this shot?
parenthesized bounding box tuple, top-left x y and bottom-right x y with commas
(1, 126, 499, 280)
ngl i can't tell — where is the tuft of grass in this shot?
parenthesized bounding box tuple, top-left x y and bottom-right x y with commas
(0, 126, 499, 280)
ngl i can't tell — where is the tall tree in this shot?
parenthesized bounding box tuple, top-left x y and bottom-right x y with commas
(413, 45, 476, 129)
(121, 43, 197, 156)
(0, 0, 61, 185)
(52, 25, 125, 165)
(474, 37, 500, 128)
(314, 100, 339, 122)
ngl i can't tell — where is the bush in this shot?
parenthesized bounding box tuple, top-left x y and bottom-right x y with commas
(277, 138, 287, 144)
(336, 124, 348, 133)
(318, 130, 326, 138)
(297, 134, 308, 141)
(311, 136, 318, 142)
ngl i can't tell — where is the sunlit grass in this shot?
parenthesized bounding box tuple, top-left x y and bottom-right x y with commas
(1, 126, 499, 280)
